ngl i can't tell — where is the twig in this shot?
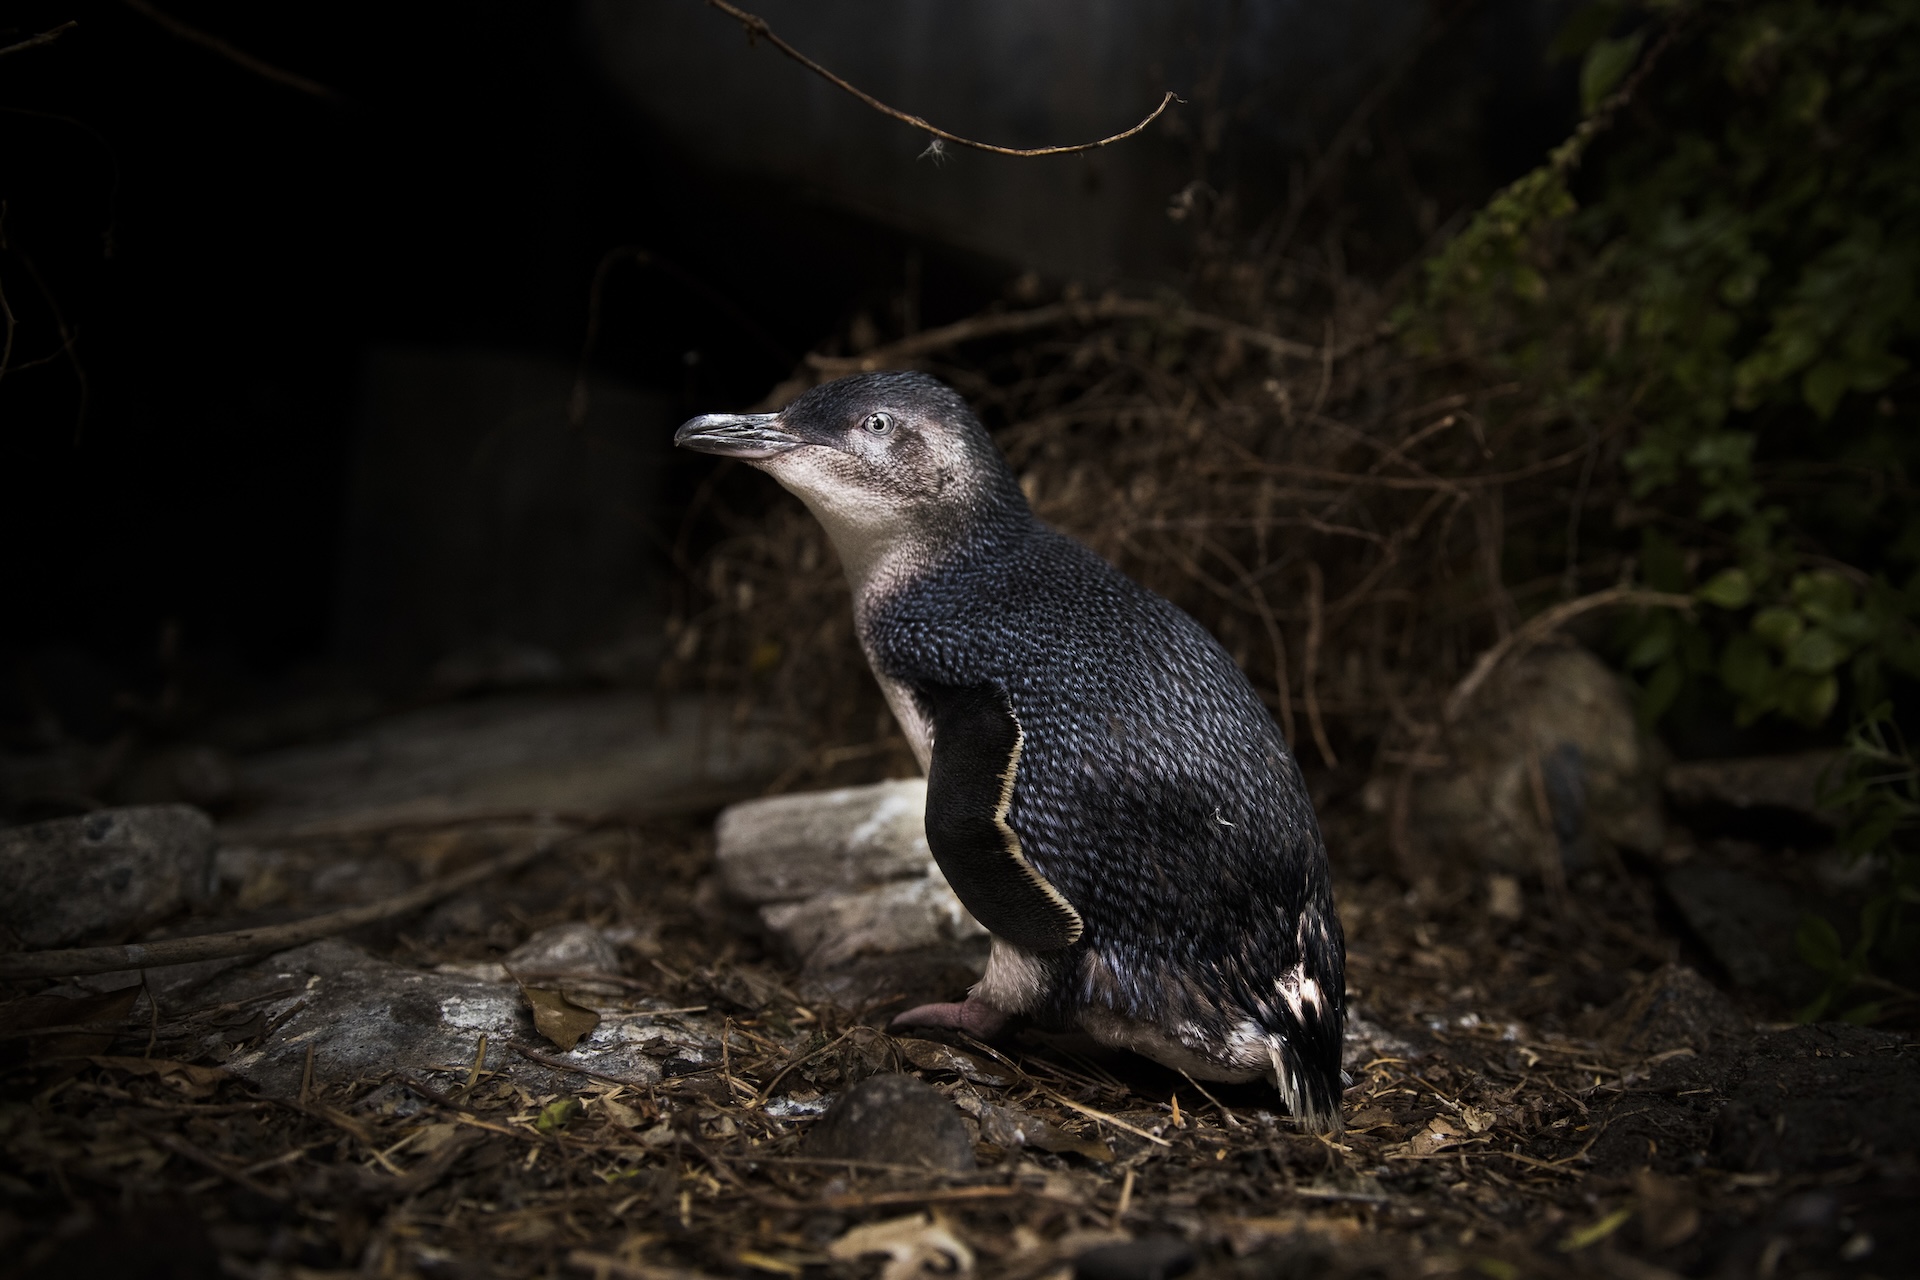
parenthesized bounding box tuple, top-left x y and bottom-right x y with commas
(122, 0, 339, 100)
(0, 829, 576, 979)
(1442, 587, 1694, 722)
(509, 1041, 663, 1090)
(0, 21, 77, 59)
(804, 296, 1321, 381)
(703, 0, 1175, 158)
(128, 1121, 289, 1201)
(1038, 1088, 1172, 1149)
(1302, 562, 1338, 768)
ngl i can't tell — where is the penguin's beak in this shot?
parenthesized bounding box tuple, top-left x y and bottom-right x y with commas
(674, 413, 805, 459)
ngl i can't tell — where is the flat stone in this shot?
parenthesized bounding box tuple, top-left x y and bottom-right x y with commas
(0, 805, 215, 949)
(1665, 751, 1842, 822)
(761, 875, 985, 969)
(204, 940, 679, 1098)
(715, 778, 932, 905)
(504, 922, 621, 977)
(805, 1073, 975, 1172)
(221, 692, 790, 840)
(1073, 1236, 1197, 1280)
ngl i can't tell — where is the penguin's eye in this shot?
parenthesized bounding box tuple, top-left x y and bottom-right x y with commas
(863, 412, 895, 436)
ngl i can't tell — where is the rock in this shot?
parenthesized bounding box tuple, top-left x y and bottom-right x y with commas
(1414, 645, 1664, 876)
(805, 1073, 975, 1172)
(504, 922, 621, 976)
(202, 940, 680, 1098)
(222, 692, 790, 841)
(1073, 1236, 1198, 1280)
(1597, 963, 1749, 1056)
(713, 779, 988, 978)
(761, 875, 985, 969)
(715, 779, 932, 904)
(1663, 865, 1818, 996)
(1665, 751, 1842, 820)
(0, 805, 215, 950)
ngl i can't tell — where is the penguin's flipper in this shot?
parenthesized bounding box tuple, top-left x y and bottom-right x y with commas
(922, 683, 1084, 952)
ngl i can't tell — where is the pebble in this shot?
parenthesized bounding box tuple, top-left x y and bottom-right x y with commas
(805, 1073, 975, 1172)
(505, 922, 622, 976)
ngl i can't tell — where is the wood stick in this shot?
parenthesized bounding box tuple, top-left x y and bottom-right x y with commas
(0, 829, 575, 980)
(703, 0, 1175, 159)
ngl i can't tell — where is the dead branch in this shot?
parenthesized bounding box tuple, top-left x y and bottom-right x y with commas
(805, 296, 1325, 379)
(703, 0, 1176, 158)
(0, 827, 577, 980)
(0, 21, 77, 59)
(1443, 586, 1694, 722)
(122, 0, 339, 101)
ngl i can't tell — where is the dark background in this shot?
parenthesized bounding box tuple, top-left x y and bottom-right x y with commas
(0, 0, 1576, 753)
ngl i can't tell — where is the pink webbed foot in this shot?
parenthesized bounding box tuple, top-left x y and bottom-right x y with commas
(889, 995, 1010, 1040)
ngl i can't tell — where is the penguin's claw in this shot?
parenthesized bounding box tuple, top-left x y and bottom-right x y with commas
(889, 997, 1009, 1040)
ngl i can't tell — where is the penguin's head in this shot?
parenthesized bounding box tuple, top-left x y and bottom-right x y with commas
(675, 372, 1028, 573)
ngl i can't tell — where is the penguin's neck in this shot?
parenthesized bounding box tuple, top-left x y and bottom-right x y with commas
(805, 491, 1038, 608)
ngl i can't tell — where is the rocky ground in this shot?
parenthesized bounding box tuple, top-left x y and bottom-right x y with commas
(2, 675, 1916, 1280)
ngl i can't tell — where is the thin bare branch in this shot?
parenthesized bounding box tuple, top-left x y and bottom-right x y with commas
(122, 0, 339, 101)
(704, 0, 1176, 158)
(0, 828, 576, 979)
(0, 20, 77, 59)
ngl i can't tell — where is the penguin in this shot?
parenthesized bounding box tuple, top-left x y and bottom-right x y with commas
(676, 371, 1347, 1129)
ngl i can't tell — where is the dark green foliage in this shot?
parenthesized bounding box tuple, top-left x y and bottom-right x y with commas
(1407, 0, 1920, 1014)
(1410, 0, 1920, 734)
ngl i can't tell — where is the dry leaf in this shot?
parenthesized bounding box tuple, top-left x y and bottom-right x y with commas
(897, 1039, 1014, 1086)
(600, 1096, 645, 1129)
(1405, 1116, 1463, 1157)
(828, 1212, 973, 1280)
(519, 982, 600, 1051)
(1460, 1105, 1496, 1134)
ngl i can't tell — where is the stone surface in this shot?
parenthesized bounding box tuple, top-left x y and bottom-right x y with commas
(713, 779, 987, 976)
(761, 875, 985, 969)
(715, 779, 932, 904)
(1415, 645, 1664, 875)
(204, 940, 713, 1098)
(0, 805, 215, 949)
(805, 1073, 975, 1172)
(1663, 865, 1814, 995)
(504, 922, 622, 976)
(1665, 751, 1842, 820)
(1597, 964, 1749, 1057)
(222, 692, 790, 839)
(1073, 1236, 1198, 1280)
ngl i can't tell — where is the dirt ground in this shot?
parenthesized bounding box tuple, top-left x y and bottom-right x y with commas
(2, 795, 1916, 1280)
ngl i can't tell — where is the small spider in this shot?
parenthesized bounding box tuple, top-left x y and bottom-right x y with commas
(917, 136, 949, 166)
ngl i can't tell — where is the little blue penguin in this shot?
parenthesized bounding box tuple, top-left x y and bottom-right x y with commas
(676, 371, 1347, 1129)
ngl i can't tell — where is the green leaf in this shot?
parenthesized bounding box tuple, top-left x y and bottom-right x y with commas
(1802, 360, 1851, 419)
(1753, 606, 1805, 650)
(1625, 619, 1673, 669)
(1697, 567, 1753, 609)
(1719, 632, 1775, 698)
(1796, 914, 1845, 973)
(536, 1096, 584, 1133)
(1779, 671, 1840, 725)
(1640, 657, 1684, 726)
(1581, 31, 1647, 114)
(1787, 627, 1850, 674)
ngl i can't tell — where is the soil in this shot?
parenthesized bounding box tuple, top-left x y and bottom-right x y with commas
(2, 799, 1915, 1280)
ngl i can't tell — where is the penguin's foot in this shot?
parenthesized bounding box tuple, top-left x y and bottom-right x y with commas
(889, 995, 1010, 1040)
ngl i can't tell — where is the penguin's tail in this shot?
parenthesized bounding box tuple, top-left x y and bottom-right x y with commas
(1267, 1029, 1345, 1133)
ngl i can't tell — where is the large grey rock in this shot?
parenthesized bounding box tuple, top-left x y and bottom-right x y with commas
(1415, 645, 1664, 876)
(806, 1073, 975, 1172)
(207, 941, 708, 1098)
(716, 779, 932, 904)
(0, 805, 215, 949)
(1665, 751, 1843, 823)
(761, 875, 985, 969)
(715, 779, 986, 972)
